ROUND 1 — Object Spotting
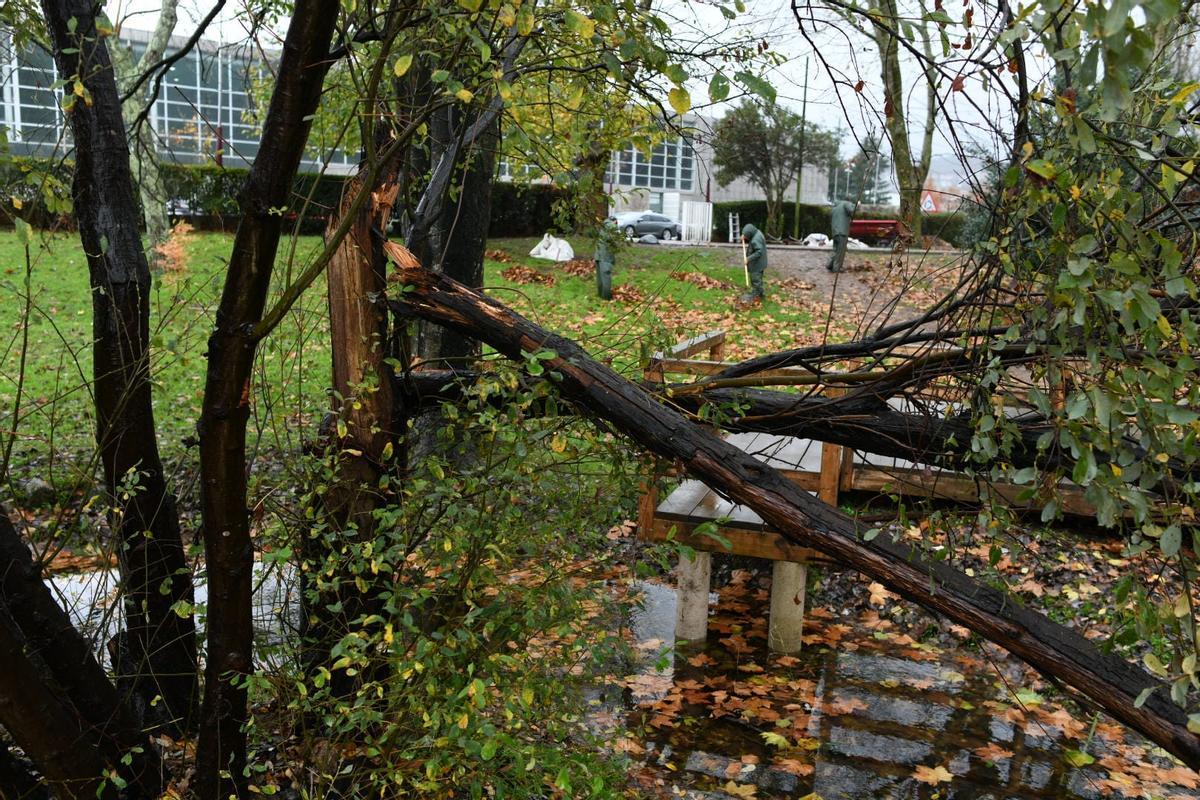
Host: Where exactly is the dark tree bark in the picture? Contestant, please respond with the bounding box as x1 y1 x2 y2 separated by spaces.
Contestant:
413 106 501 367
39 0 197 733
0 610 112 800
0 737 49 800
384 252 1200 771
0 513 163 795
194 1 340 795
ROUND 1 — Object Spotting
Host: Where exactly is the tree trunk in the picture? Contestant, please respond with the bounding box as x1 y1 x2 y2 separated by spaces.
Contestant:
40 0 196 733
384 254 1200 771
0 610 114 800
194 1 339 795
415 106 501 367
874 0 929 240
0 738 49 800
109 0 179 271
0 512 163 796
303 146 408 676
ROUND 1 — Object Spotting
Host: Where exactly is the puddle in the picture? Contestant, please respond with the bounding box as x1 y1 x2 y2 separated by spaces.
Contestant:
49 563 299 667
618 572 1200 800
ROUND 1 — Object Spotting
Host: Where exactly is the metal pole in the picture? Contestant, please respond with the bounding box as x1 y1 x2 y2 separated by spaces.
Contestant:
793 57 809 241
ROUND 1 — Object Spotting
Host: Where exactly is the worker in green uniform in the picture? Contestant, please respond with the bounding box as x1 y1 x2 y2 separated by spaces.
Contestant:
594 221 617 300
827 199 856 273
740 223 768 303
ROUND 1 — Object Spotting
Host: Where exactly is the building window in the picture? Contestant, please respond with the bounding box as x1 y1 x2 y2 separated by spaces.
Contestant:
608 136 696 193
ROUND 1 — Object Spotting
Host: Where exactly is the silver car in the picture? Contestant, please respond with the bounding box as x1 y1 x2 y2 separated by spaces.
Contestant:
611 212 682 240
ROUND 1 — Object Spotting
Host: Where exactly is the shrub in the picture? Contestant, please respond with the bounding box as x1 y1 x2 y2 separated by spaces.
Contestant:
269 369 641 797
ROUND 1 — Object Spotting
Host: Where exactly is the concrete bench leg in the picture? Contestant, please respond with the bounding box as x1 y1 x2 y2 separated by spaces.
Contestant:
675 551 712 642
768 560 807 653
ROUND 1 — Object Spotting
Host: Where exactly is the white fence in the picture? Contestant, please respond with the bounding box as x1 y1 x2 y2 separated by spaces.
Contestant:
680 201 713 243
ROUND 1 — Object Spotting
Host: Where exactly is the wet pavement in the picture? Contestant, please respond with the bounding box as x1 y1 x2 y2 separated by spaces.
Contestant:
616 571 1200 799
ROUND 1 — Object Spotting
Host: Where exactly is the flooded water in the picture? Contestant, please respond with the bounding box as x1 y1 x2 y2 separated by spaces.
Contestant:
49 563 299 665
619 573 1200 800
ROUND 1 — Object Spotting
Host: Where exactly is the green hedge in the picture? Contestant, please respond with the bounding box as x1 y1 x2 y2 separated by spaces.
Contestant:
488 182 576 237
711 200 978 248
0 158 574 237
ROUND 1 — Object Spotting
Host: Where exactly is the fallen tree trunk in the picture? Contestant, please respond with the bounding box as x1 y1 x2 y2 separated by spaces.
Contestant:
384 247 1200 771
391 373 1102 484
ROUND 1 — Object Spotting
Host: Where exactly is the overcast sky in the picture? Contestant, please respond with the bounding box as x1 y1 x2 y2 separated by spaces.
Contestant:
106 0 1020 187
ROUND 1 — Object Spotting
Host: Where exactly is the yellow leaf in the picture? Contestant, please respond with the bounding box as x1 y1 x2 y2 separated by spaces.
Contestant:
393 54 414 78
722 782 756 798
517 6 535 35
497 3 516 27
1157 314 1172 338
457 713 469 729
1171 82 1200 105
565 9 595 39
912 764 954 785
455 88 475 104
668 86 691 117
760 731 789 748
11 197 21 210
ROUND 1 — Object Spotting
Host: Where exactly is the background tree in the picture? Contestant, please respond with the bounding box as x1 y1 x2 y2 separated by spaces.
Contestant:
820 0 938 237
108 0 179 272
836 130 891 204
712 100 805 237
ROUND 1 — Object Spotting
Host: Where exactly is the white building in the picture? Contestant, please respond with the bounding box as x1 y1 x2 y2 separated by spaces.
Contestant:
605 114 829 220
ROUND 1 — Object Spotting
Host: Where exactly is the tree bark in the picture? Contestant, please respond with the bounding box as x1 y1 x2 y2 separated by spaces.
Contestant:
0 610 113 800
194 1 339 795
0 512 163 797
0 737 49 800
303 146 409 675
414 106 501 367
384 253 1200 771
39 0 196 733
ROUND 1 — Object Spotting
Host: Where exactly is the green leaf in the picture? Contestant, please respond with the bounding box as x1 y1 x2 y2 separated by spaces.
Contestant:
1188 714 1200 734
668 87 691 117
457 0 482 12
1026 159 1057 179
517 6 535 35
734 70 775 103
709 71 730 102
393 54 413 78
761 731 790 748
1134 686 1155 708
1063 749 1095 767
1160 525 1181 558
480 739 498 760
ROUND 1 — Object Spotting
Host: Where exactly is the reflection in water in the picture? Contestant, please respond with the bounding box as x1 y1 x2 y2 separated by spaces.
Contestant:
619 575 1199 800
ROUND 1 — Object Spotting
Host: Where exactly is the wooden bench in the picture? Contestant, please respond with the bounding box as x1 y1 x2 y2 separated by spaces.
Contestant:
636 330 1096 653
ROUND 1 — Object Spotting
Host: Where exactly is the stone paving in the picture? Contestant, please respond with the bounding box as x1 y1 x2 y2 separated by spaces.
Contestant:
622 574 1200 799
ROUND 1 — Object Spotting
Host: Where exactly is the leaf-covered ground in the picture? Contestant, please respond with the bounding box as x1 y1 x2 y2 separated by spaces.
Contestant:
602 512 1200 799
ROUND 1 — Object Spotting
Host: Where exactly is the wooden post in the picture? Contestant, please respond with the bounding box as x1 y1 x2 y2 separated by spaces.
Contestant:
675 551 712 642
818 386 845 506
768 560 807 653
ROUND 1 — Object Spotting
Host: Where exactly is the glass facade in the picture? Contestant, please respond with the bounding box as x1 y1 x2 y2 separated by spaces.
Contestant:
0 32 353 171
606 137 695 193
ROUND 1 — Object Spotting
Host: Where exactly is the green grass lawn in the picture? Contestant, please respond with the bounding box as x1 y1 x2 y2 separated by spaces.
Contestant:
0 231 816 485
